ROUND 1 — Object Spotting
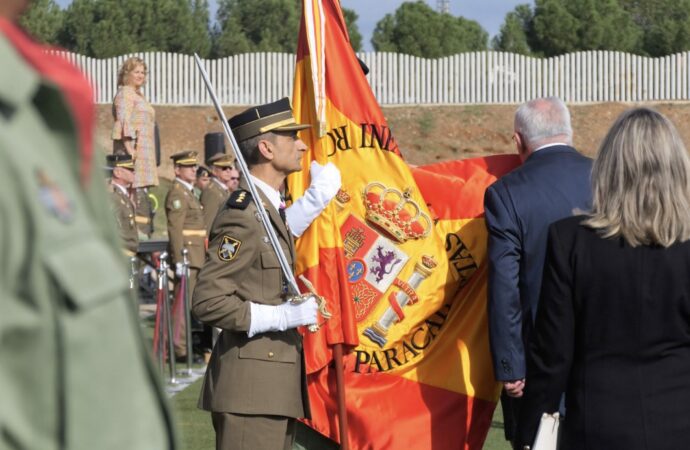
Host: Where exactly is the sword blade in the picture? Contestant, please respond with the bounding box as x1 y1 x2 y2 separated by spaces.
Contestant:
193 54 300 296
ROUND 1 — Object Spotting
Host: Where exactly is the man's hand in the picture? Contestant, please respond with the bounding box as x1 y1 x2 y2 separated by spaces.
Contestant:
504 379 525 398
284 161 342 237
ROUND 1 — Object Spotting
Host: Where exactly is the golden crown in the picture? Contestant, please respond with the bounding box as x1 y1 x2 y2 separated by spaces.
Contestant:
362 182 432 243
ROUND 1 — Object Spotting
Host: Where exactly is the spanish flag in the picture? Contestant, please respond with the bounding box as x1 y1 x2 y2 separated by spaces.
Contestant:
288 1 521 448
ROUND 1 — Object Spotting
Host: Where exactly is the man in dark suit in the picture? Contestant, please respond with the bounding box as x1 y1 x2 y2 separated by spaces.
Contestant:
192 98 319 450
484 96 592 447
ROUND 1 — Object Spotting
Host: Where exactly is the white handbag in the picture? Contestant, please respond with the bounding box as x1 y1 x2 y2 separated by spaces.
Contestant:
532 412 561 450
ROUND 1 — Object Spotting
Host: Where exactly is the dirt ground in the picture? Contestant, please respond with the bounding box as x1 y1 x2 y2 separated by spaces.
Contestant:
95 102 690 179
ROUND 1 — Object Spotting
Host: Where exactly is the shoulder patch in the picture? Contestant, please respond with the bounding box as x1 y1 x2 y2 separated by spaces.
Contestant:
227 189 252 210
218 235 241 261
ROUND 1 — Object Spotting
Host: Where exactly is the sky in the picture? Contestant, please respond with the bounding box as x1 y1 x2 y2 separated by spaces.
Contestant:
54 0 533 51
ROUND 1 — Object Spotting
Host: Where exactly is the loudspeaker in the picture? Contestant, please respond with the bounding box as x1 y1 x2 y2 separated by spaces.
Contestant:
204 132 225 165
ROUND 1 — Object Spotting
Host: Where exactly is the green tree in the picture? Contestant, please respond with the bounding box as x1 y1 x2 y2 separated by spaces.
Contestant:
371 1 488 57
620 0 690 56
213 0 362 56
189 0 212 57
492 4 533 55
343 8 362 52
20 0 63 44
59 0 211 57
530 0 639 56
214 0 301 56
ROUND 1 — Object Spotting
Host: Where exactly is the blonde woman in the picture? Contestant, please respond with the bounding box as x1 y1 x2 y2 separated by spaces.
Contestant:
518 108 690 450
112 57 158 235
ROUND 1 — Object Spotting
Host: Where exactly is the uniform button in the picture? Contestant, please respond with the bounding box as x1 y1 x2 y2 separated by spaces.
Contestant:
263 237 269 243
268 352 274 358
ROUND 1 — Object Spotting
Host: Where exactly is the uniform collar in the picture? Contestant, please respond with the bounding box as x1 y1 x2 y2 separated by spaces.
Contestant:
0 24 41 110
250 174 282 211
112 182 129 196
175 177 194 192
212 177 228 191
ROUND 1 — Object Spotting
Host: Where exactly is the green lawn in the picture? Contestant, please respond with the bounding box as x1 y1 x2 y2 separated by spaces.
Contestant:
170 379 511 450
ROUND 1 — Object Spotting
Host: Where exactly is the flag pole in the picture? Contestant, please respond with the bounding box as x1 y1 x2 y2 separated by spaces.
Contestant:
333 343 349 450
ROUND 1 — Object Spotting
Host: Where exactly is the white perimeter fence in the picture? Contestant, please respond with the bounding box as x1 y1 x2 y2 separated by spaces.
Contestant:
55 50 690 105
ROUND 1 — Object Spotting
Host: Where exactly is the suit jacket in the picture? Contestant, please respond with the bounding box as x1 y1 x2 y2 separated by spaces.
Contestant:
518 216 690 450
484 145 592 381
109 184 139 256
165 179 206 268
192 180 310 419
0 28 175 450
200 178 230 233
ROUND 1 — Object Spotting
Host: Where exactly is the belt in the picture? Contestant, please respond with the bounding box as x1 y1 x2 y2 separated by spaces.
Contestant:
135 216 151 224
182 229 206 237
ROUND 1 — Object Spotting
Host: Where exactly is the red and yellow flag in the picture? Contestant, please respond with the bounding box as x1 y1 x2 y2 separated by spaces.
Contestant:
288 1 521 448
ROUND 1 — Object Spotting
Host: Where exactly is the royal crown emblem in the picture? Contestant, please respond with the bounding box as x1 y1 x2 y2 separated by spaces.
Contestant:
362 182 432 243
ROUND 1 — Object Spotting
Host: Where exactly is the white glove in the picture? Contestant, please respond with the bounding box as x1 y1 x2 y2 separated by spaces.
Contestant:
285 161 342 238
175 262 185 277
247 295 319 338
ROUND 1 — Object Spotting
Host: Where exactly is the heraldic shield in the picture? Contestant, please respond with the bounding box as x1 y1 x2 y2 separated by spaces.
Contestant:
339 182 436 348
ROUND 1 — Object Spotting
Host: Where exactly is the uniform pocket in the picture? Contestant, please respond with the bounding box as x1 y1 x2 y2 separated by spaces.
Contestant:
238 335 297 363
44 237 129 310
260 250 283 301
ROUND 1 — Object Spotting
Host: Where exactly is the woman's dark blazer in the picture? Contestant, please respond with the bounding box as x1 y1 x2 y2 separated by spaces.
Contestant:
517 215 690 450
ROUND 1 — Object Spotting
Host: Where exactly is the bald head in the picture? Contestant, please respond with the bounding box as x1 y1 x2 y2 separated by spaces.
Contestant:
514 97 573 153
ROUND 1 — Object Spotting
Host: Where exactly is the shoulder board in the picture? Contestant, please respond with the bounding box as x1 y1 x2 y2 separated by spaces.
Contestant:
226 189 252 210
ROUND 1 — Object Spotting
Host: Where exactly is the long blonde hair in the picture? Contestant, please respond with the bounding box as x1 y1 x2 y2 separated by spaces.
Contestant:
117 57 147 87
583 107 690 247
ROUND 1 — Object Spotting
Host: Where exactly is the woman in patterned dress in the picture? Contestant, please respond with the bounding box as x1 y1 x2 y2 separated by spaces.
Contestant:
112 57 158 236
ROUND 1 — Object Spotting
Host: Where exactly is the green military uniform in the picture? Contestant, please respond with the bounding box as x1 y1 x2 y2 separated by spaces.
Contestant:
192 98 312 450
165 150 206 357
201 178 230 232
107 154 138 256
201 153 234 232
110 184 139 255
192 184 309 434
0 25 175 450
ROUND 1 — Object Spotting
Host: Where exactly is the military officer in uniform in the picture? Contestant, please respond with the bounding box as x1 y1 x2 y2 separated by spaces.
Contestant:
192 98 319 450
201 153 234 232
166 150 207 360
195 165 211 198
0 2 176 448
107 154 138 257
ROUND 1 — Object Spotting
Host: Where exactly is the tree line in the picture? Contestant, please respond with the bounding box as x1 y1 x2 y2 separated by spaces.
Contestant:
21 0 690 58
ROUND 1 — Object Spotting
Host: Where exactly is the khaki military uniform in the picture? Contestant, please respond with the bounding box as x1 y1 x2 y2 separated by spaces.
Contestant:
200 178 230 232
192 183 310 448
0 27 175 450
109 184 139 256
165 178 206 356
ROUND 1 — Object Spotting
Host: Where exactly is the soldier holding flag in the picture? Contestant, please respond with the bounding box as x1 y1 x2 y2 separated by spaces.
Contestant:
193 98 326 450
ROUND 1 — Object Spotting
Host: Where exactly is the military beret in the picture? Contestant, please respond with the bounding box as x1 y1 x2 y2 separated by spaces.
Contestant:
196 165 211 178
228 97 310 142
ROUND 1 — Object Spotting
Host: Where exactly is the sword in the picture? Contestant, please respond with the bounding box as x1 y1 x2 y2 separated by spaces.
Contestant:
193 54 300 296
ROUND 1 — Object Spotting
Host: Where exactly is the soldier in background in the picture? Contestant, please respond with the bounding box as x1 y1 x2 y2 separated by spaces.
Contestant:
0 2 176 448
194 165 211 198
201 153 234 232
166 150 206 361
226 167 241 192
106 154 138 257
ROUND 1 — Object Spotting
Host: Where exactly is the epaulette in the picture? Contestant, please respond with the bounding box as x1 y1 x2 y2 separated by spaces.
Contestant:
226 189 252 209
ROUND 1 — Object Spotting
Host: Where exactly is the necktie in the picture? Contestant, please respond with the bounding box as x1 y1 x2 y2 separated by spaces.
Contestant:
278 199 287 224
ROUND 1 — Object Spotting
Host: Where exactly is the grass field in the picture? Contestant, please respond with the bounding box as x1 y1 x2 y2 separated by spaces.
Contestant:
170 378 511 450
